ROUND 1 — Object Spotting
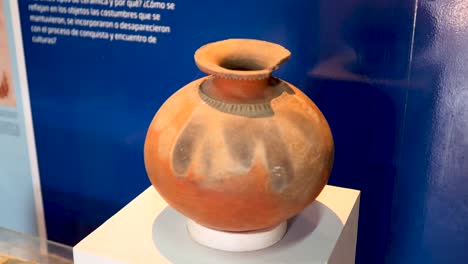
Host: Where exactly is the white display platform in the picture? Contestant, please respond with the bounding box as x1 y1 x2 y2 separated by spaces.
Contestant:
187 219 288 252
74 185 360 264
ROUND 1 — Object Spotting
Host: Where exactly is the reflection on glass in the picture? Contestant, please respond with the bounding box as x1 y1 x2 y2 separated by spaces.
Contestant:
0 227 72 264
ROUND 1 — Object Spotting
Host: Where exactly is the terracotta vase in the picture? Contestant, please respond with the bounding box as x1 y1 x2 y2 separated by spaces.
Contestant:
144 39 334 232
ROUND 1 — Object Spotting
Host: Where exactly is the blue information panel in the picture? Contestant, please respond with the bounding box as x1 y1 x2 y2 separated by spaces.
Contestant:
0 0 44 237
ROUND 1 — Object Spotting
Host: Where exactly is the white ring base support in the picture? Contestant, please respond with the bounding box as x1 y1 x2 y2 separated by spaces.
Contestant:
186 219 287 252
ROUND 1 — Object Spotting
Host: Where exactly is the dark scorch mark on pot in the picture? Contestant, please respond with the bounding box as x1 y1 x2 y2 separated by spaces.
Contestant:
223 122 254 169
282 110 319 140
201 142 213 178
172 119 204 177
282 110 326 196
262 124 294 192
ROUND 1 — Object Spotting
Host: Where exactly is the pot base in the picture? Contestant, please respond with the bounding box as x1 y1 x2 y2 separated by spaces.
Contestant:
187 219 287 252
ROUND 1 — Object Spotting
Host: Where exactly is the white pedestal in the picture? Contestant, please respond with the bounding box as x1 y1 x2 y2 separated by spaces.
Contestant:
187 219 287 252
73 185 360 264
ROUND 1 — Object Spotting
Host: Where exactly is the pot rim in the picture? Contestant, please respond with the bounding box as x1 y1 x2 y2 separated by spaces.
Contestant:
194 39 291 80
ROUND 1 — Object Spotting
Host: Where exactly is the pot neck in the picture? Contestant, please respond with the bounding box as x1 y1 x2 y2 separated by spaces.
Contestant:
201 76 280 104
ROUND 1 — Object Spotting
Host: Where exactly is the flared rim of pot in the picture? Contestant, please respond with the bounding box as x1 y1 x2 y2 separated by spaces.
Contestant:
194 39 291 80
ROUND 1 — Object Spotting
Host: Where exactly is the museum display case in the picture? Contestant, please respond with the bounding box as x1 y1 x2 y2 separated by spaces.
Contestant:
0 227 72 264
1 0 468 263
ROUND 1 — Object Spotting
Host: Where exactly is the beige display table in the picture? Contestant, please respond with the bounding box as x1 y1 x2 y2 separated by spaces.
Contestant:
74 185 360 264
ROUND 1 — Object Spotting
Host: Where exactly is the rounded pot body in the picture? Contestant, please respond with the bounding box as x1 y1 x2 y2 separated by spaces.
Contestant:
144 39 334 231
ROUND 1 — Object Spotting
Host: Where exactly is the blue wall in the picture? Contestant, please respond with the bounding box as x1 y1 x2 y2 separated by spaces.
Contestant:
17 0 468 263
306 1 415 262
388 1 468 263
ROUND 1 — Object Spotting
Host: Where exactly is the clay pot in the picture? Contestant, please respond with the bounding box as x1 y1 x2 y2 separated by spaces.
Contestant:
144 39 334 232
